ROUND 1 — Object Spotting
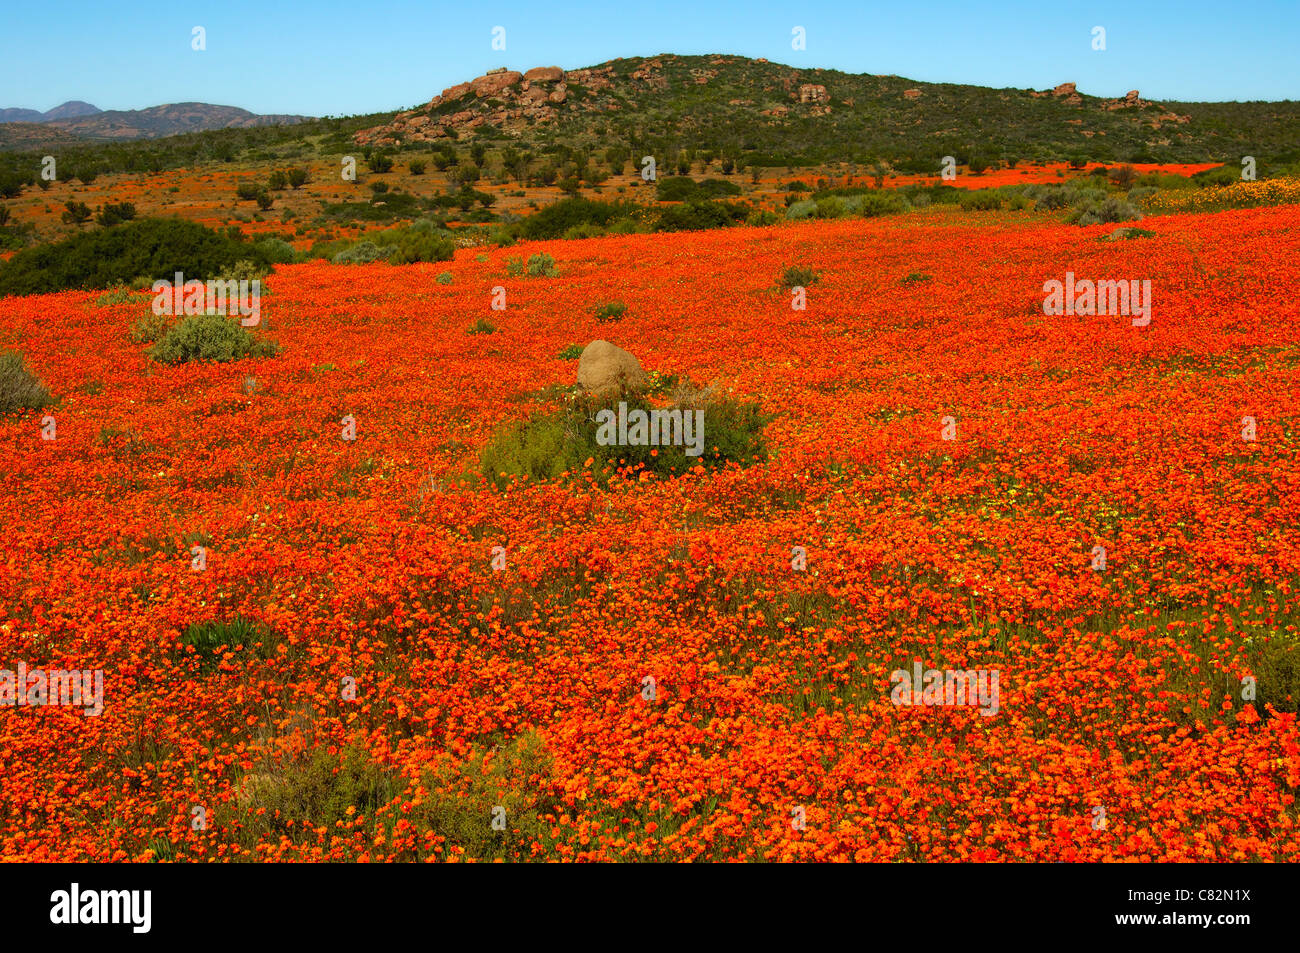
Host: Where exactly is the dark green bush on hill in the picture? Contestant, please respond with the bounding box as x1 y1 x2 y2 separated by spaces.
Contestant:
519 197 638 240
654 200 750 232
0 219 269 297
656 177 743 202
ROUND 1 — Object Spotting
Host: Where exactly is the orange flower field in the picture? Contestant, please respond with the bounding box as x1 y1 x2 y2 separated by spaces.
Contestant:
2 203 1298 862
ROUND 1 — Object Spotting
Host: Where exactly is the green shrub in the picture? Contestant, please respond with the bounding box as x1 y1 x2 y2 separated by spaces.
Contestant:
561 223 607 240
215 258 270 282
408 159 427 175
235 183 263 202
94 202 136 227
147 313 280 364
593 301 626 323
436 271 454 284
779 265 818 289
519 197 635 240
61 201 92 226
230 745 403 843
654 200 750 232
656 177 742 202
94 285 134 306
505 257 524 277
227 731 555 859
853 192 911 217
477 378 773 489
900 272 931 286
374 225 455 264
959 190 1002 211
1254 632 1300 715
253 237 296 264
526 253 557 277
268 170 287 191
467 318 497 335
0 219 269 296
130 312 170 344
0 350 53 413
1105 226 1156 241
785 199 817 220
815 196 847 219
180 616 278 663
558 344 583 360
333 241 388 265
1070 197 1143 226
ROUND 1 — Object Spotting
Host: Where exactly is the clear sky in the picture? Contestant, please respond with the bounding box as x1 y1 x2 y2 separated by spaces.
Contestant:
1 0 1296 117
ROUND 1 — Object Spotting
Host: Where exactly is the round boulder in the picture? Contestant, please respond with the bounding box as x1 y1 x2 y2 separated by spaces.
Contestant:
576 340 646 397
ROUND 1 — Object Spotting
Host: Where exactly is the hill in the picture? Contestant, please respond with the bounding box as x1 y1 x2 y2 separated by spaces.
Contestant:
358 54 1300 167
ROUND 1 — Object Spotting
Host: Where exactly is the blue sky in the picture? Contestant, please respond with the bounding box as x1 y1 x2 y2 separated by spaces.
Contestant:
1 0 1296 116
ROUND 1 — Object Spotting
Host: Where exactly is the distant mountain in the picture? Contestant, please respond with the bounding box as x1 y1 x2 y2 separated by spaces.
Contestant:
0 101 312 147
0 101 102 123
41 101 102 121
0 108 44 123
46 102 312 140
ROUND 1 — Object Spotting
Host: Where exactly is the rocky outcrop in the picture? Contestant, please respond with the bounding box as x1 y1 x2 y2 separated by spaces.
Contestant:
577 341 646 398
1054 82 1083 106
524 66 563 83
902 88 922 100
472 70 523 97
798 84 829 104
357 65 579 145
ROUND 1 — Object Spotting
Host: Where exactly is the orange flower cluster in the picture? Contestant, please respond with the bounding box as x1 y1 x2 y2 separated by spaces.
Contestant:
1 202 1297 862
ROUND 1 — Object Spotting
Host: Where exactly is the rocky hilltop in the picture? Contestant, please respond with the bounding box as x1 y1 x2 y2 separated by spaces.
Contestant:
356 55 1208 155
357 56 849 146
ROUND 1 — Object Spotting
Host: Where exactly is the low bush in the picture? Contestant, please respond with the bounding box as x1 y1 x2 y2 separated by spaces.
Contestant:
94 285 134 306
654 200 750 232
779 265 818 289
253 237 296 264
147 314 280 364
95 202 137 227
519 197 636 240
656 177 743 202
332 241 387 265
477 377 774 489
0 350 54 413
1070 197 1143 226
593 301 626 323
526 253 557 277
959 190 1002 211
